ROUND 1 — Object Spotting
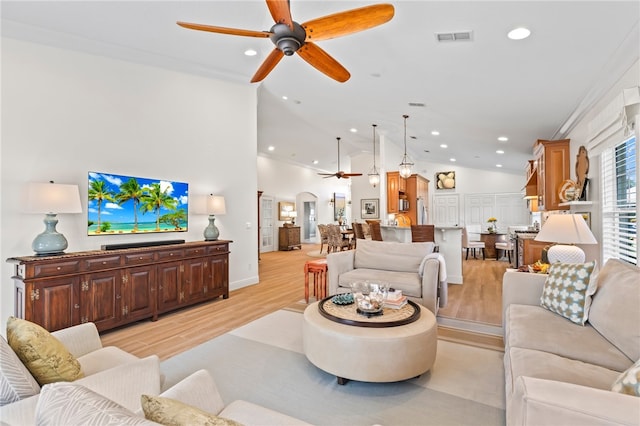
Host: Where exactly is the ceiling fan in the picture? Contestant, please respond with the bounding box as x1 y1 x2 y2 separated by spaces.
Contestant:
318 137 363 179
177 1 394 83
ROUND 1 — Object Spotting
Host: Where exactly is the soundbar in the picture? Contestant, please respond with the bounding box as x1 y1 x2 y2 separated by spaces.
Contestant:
101 239 186 251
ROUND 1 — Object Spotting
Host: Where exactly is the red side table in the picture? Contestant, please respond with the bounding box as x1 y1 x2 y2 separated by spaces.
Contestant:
304 258 328 303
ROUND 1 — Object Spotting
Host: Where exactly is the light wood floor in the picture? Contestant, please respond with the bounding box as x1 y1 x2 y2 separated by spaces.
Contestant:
101 244 507 360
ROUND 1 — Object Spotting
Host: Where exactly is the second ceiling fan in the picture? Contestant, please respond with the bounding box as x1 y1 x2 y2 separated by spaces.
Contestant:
177 1 394 83
318 137 363 179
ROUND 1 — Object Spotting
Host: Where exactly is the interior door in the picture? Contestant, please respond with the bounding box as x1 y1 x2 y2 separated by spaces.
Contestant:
260 195 275 253
433 194 460 226
303 201 316 242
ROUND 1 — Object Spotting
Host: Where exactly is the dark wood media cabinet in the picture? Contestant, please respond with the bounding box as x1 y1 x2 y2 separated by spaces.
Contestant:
7 240 231 333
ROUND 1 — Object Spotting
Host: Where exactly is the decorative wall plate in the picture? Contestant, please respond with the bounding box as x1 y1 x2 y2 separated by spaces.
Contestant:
559 179 578 202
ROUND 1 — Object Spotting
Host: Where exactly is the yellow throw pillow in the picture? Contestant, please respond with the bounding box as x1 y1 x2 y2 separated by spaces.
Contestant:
6 317 83 386
141 394 243 426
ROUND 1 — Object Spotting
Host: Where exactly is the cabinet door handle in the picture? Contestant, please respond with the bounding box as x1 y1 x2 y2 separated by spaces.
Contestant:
74 304 80 309
116 294 121 299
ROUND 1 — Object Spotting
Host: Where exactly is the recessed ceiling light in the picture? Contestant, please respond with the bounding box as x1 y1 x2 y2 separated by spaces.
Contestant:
244 49 257 56
268 146 275 151
312 160 318 165
450 158 456 162
431 130 440 136
498 136 509 142
496 164 503 168
496 150 505 154
440 144 448 148
350 128 357 133
281 96 288 100
508 27 531 40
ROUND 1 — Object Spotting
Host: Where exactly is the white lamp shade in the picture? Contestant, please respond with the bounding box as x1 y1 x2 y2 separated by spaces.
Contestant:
24 182 82 214
534 214 597 244
289 211 297 218
206 195 226 215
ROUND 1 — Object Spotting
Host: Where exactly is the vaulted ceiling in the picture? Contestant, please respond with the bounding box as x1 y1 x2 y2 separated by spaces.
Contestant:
2 1 638 174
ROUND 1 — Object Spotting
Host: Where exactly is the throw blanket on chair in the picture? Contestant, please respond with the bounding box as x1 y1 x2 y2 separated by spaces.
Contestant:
424 253 448 307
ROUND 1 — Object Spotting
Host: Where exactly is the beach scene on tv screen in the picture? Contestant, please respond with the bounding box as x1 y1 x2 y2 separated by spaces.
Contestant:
88 172 188 235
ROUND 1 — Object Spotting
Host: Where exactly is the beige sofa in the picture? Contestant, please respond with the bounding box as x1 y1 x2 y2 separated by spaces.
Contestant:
1 321 311 425
502 259 640 425
327 239 446 314
33 369 312 425
0 322 158 425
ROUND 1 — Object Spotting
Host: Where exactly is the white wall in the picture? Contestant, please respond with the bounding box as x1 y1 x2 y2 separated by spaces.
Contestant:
1 38 259 328
564 59 640 264
257 155 351 244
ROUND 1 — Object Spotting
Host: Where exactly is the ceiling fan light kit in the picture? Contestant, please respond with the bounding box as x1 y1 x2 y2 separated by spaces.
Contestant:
368 124 380 187
399 114 414 179
177 1 394 83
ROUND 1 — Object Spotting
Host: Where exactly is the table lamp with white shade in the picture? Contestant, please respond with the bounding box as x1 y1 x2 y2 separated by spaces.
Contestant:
534 214 597 263
25 181 82 256
200 194 226 241
289 210 297 225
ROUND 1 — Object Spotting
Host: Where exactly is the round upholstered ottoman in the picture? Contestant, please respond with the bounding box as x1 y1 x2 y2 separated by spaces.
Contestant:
302 301 437 384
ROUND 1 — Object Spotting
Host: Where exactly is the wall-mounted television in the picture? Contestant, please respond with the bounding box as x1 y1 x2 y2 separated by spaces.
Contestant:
88 172 188 236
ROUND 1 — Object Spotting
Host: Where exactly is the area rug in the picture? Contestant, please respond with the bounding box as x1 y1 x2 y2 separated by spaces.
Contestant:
305 249 326 258
161 310 505 426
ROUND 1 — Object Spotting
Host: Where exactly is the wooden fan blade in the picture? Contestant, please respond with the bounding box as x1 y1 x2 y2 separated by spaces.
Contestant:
251 48 285 83
177 21 271 38
302 4 394 42
266 0 293 30
343 173 363 177
297 42 350 83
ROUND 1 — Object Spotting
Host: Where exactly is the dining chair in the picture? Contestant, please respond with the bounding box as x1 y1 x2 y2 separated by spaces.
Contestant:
368 222 383 241
462 226 485 260
411 225 435 242
317 224 329 254
327 224 351 252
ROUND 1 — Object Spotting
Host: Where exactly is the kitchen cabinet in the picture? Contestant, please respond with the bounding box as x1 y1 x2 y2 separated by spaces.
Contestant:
8 240 231 332
531 139 570 211
387 172 429 223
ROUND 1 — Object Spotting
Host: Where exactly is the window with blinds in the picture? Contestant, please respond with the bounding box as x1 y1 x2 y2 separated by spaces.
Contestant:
601 135 637 265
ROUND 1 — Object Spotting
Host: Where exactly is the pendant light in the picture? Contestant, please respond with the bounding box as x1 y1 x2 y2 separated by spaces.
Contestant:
367 124 380 187
399 114 414 178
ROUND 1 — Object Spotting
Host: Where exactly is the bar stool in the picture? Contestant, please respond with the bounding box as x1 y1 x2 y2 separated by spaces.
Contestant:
304 258 328 303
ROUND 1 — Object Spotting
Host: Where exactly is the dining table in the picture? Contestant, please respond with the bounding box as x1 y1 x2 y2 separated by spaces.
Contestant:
479 232 507 259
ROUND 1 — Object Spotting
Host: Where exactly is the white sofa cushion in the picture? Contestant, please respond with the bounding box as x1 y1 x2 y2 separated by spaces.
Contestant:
35 382 158 425
77 345 140 376
506 347 620 397
505 304 632 372
588 259 640 362
353 239 433 272
0 335 40 405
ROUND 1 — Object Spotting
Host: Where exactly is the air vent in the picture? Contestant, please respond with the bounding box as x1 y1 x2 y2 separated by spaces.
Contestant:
408 102 426 107
436 31 473 42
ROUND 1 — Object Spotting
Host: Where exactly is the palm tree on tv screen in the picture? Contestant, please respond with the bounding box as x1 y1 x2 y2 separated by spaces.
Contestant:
140 182 178 231
88 180 115 233
116 178 143 232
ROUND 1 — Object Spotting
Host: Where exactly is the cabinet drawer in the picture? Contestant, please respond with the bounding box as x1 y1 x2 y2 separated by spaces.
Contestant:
157 249 184 260
85 256 121 271
124 252 155 265
33 261 81 278
185 247 206 257
208 244 228 254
